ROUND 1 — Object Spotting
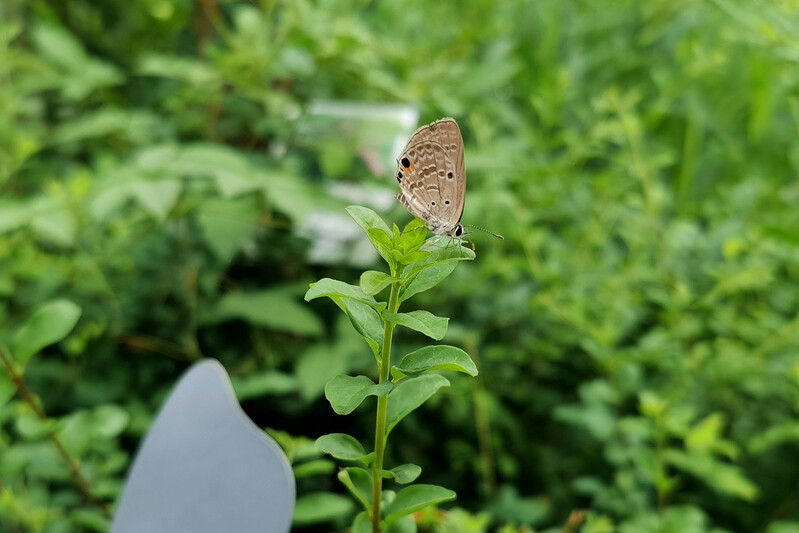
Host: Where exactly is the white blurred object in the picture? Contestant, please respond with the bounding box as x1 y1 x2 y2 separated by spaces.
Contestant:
298 101 419 266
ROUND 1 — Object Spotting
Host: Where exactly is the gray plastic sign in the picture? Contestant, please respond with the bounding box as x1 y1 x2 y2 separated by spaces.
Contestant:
111 360 295 533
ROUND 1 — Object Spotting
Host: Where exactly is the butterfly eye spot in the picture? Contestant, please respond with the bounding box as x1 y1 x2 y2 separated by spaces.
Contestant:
431 201 436 206
445 200 450 205
401 157 411 169
397 171 403 182
447 171 454 180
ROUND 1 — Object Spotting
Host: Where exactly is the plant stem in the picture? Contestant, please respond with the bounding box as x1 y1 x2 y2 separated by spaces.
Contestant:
0 341 112 518
372 281 401 533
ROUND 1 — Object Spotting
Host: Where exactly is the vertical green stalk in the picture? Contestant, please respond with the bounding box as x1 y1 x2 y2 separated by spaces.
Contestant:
372 278 401 533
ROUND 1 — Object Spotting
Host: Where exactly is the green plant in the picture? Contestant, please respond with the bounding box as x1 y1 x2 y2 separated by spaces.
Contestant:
306 206 478 533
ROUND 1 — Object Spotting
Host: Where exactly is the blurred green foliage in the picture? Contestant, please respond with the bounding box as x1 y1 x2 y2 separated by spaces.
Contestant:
2 0 799 532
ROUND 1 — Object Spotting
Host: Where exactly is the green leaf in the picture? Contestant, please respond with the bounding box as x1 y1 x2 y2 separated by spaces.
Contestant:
293 459 335 478
382 311 448 340
92 405 129 439
31 23 86 70
261 169 337 223
231 371 299 401
132 179 182 222
749 422 799 454
14 300 82 364
0 371 15 409
338 467 372 510
306 281 386 356
397 219 429 252
368 228 396 267
70 508 111 532
405 242 475 275
295 344 350 402
52 108 136 144
201 290 323 336
325 375 393 415
360 270 394 296
352 512 371 533
346 205 392 236
399 262 458 302
389 463 422 484
392 345 477 380
686 412 737 458
664 450 758 501
387 515 417 533
29 204 77 247
315 433 371 462
384 484 456 523
293 492 354 525
0 201 30 233
398 250 431 265
305 278 384 309
386 374 450 435
346 205 394 265
195 196 260 264
338 298 385 358
137 54 218 84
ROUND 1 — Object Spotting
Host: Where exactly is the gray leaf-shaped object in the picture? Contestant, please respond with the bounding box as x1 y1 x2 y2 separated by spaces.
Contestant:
111 360 295 533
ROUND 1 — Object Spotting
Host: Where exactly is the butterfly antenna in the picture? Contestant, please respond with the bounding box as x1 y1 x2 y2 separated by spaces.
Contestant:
464 224 504 240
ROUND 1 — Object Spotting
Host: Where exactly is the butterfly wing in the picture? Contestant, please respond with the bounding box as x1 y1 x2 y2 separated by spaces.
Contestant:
395 118 466 236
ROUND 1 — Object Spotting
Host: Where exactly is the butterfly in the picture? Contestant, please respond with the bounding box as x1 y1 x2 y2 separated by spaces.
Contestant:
395 118 466 239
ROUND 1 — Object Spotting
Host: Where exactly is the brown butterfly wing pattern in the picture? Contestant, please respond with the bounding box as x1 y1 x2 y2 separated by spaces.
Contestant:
395 118 466 237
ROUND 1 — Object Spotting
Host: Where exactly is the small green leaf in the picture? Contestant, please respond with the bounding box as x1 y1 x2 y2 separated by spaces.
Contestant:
346 205 392 235
315 433 370 462
387 515 417 533
664 450 758 501
295 344 349 402
339 299 384 359
131 179 181 222
202 290 323 336
366 228 396 267
293 492 354 525
92 405 129 439
405 242 475 276
397 219 428 252
360 270 394 296
749 422 799 454
305 279 385 355
232 371 299 401
325 375 393 415
398 250 431 265
0 371 15 409
382 311 448 340
390 464 422 484
14 300 82 364
293 459 335 478
392 345 477 380
305 278 384 309
384 484 456 523
338 467 372 511
196 196 260 264
70 508 111 532
386 374 450 435
347 206 395 266
399 262 458 302
30 206 77 247
352 512 371 533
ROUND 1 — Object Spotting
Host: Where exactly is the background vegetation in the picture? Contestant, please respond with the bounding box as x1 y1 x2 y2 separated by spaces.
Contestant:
3 0 799 532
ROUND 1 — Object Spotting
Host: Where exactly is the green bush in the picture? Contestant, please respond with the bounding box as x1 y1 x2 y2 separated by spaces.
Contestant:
2 0 799 532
